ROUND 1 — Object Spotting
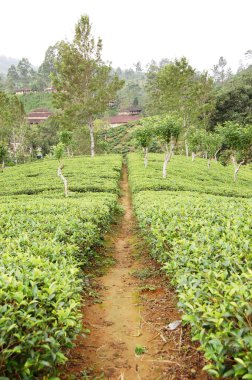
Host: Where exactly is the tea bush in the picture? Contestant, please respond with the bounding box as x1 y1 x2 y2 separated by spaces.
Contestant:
0 155 122 378
129 153 252 378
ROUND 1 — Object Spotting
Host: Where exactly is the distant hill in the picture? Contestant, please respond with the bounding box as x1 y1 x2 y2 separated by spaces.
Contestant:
0 55 20 75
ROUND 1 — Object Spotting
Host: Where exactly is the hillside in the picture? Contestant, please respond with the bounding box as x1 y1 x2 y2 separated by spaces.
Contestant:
19 92 54 113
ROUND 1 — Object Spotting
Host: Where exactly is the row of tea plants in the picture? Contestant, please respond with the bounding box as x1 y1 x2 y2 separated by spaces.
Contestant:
0 155 122 379
128 153 252 198
129 153 252 378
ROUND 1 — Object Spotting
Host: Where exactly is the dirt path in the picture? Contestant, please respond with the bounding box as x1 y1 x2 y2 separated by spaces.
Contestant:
63 165 209 380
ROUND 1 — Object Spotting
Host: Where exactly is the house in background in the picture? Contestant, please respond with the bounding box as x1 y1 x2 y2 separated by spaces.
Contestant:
15 88 34 95
106 107 142 128
27 108 54 125
118 107 142 116
106 114 140 128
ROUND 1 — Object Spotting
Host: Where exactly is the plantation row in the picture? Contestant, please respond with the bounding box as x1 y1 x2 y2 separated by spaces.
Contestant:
0 155 121 196
129 153 252 378
128 153 252 198
0 156 122 379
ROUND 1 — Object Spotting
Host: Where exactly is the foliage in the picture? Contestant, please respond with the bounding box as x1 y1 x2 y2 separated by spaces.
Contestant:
216 122 252 163
97 123 138 155
153 114 181 145
133 190 252 378
211 56 231 84
134 125 152 148
19 92 54 113
129 152 252 378
54 142 65 162
0 142 8 164
51 15 124 156
146 58 215 130
210 65 252 126
0 251 81 378
135 346 146 355
0 155 122 196
188 128 223 159
0 154 122 377
59 130 72 146
211 86 252 126
0 91 25 140
127 153 252 197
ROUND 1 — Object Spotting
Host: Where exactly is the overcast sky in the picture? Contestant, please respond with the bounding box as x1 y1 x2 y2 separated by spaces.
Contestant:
0 0 251 72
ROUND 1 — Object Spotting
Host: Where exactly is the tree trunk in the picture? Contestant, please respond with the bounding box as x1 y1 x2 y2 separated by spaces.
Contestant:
57 163 68 197
192 152 196 161
66 147 71 157
214 148 221 162
232 156 244 182
88 118 95 157
185 140 189 158
144 147 148 168
163 142 174 178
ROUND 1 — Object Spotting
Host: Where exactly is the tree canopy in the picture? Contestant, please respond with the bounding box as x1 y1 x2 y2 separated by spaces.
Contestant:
51 15 124 156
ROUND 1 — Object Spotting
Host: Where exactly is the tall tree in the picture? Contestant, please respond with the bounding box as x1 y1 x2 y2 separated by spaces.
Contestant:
6 65 19 92
210 65 252 126
212 56 232 84
146 58 215 155
154 114 181 178
135 119 153 168
17 58 35 88
37 44 59 90
0 91 27 163
52 15 124 156
217 122 252 181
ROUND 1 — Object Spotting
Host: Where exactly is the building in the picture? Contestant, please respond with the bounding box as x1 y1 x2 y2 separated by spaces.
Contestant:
106 114 140 128
44 87 56 93
118 107 142 116
27 108 54 125
15 88 34 95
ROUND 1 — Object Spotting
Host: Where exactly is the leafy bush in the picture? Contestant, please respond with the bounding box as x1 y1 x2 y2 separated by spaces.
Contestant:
0 155 122 378
133 192 252 378
0 252 81 378
128 153 252 198
129 152 252 378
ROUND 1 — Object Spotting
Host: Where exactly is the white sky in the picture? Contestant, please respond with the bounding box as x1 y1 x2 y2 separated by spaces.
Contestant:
0 0 251 72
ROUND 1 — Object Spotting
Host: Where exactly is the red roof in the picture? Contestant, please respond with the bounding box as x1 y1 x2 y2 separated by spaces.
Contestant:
27 108 54 124
107 115 140 124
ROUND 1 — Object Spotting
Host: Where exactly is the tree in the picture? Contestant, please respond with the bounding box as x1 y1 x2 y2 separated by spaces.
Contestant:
52 15 124 157
0 91 27 163
203 132 223 168
154 114 181 178
17 58 35 88
135 119 153 167
134 61 142 73
133 97 139 107
146 58 215 156
37 44 59 90
59 129 73 156
0 143 8 171
210 66 252 126
6 65 19 92
216 122 252 181
188 129 223 167
188 128 206 161
212 56 231 84
54 142 68 197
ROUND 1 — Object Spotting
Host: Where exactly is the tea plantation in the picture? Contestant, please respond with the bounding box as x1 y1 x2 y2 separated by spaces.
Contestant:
0 155 122 379
129 153 252 379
